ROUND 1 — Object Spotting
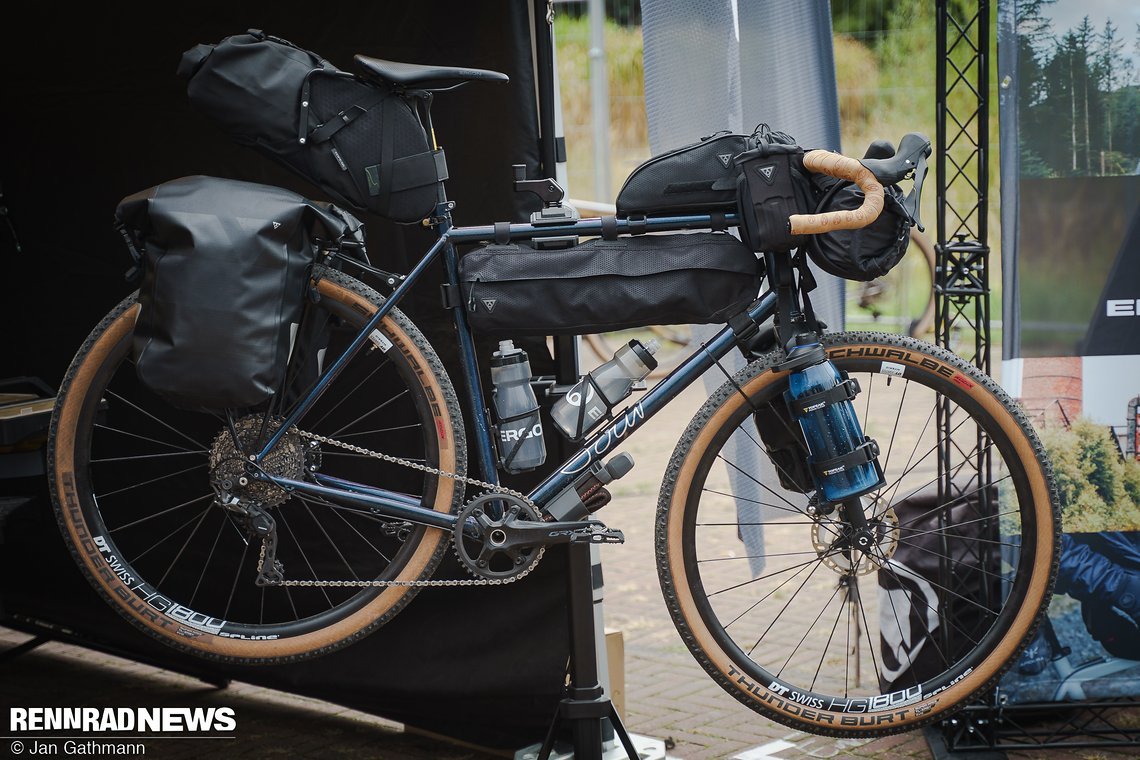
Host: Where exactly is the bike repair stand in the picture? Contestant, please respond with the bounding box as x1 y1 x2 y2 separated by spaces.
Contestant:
517 541 663 760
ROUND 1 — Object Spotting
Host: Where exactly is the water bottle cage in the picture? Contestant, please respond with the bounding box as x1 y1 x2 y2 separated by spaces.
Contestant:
791 376 860 416
493 405 542 472
563 372 619 442
810 438 881 480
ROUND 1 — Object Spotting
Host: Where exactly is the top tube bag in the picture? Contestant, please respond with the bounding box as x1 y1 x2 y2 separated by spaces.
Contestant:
116 175 363 411
178 30 447 224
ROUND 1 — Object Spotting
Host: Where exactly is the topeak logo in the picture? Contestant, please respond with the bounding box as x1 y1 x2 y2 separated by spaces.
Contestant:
757 164 777 184
271 221 281 229
481 299 497 313
717 153 732 168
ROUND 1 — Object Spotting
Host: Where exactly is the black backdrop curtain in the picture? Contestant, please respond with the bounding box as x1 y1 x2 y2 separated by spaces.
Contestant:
0 1 572 749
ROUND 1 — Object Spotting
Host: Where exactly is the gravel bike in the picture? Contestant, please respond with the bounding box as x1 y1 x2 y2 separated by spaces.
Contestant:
48 58 1058 738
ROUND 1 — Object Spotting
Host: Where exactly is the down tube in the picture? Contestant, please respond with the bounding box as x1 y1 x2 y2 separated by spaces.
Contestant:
529 291 778 507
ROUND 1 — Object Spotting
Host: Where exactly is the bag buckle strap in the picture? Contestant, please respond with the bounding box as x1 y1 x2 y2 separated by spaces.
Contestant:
810 438 880 479
310 104 369 144
790 377 860 417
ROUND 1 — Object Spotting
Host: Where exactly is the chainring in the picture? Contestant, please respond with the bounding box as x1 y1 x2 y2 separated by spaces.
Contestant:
453 493 545 581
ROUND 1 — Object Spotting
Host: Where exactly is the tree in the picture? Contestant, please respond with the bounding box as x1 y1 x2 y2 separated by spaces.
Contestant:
1095 20 1124 155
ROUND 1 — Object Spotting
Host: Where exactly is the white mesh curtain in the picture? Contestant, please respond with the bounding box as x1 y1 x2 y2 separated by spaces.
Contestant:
641 0 843 574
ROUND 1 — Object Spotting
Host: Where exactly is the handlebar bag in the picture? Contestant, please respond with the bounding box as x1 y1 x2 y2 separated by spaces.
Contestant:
615 132 753 216
805 175 912 281
734 142 815 254
116 176 362 411
178 30 446 223
458 232 760 336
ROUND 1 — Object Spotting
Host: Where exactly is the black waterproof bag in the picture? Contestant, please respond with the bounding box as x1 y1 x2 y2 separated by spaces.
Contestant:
805 176 912 281
734 141 814 254
458 232 760 336
116 176 363 410
615 132 753 216
178 30 446 223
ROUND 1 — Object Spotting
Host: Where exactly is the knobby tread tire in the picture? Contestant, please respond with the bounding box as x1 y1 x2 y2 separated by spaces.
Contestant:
48 267 466 665
655 331 1060 737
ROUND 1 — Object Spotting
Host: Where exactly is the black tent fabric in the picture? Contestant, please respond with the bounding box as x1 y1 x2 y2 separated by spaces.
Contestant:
0 1 573 749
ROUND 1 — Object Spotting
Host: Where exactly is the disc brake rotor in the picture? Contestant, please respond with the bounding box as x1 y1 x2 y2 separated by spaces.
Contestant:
812 504 900 576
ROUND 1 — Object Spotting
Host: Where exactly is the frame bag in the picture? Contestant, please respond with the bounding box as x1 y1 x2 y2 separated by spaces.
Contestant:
116 176 362 411
458 233 760 336
178 30 446 223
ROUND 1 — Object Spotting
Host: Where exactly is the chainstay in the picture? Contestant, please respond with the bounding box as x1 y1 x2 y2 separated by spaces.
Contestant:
251 429 543 588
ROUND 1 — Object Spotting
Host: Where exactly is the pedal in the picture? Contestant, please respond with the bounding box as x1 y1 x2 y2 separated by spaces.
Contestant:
539 519 626 545
570 527 625 545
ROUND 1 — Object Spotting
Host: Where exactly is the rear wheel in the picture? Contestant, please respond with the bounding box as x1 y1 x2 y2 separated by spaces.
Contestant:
49 268 466 664
657 332 1058 736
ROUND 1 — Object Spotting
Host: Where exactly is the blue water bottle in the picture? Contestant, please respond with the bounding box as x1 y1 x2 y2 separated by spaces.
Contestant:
784 344 884 503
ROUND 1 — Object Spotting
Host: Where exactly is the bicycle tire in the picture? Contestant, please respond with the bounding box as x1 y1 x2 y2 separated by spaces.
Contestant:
656 332 1058 737
49 267 466 664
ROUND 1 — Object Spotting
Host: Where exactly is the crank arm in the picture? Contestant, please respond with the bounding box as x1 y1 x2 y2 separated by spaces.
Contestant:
503 519 625 546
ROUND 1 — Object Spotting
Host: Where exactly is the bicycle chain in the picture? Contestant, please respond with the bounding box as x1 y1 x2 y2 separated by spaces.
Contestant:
251 429 544 588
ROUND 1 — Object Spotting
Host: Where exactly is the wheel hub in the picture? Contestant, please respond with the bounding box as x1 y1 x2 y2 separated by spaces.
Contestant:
812 502 899 576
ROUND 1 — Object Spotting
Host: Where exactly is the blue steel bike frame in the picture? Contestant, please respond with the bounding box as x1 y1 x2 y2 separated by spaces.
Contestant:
260 205 777 533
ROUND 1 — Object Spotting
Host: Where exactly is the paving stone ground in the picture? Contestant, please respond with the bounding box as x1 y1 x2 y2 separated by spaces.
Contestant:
3 371 1139 758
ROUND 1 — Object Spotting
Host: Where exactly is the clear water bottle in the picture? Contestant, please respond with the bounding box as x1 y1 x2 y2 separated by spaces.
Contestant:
551 339 659 440
785 346 883 503
490 340 546 473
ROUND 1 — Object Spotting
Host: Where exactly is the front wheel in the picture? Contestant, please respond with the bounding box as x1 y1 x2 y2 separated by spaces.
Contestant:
49 267 466 664
657 332 1059 736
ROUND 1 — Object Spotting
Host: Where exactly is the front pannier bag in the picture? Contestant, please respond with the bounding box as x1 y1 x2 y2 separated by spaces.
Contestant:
458 233 760 336
116 176 362 410
178 30 445 223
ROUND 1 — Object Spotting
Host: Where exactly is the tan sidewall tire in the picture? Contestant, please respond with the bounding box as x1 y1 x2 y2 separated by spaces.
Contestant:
658 334 1058 736
49 272 464 663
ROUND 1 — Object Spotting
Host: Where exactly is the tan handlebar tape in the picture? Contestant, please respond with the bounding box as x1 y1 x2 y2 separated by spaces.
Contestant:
789 150 885 235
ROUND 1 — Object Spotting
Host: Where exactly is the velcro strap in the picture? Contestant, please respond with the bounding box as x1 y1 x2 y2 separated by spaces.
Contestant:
792 377 860 416
494 221 512 244
811 438 880 479
600 215 619 240
709 211 728 232
371 150 447 195
728 310 759 345
627 215 648 236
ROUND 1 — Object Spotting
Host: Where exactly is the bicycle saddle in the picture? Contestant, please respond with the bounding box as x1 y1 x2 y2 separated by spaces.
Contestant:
354 55 509 90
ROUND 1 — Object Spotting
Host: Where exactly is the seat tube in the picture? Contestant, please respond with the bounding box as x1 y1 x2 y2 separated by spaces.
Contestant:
437 213 499 485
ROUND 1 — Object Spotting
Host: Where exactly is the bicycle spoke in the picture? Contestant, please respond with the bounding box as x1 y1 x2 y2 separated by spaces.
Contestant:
223 539 251 622
116 503 214 560
777 581 843 678
812 585 850 691
329 389 410 439
708 553 837 598
306 357 392 431
94 423 208 454
338 423 422 438
96 462 208 500
277 508 334 608
298 495 393 563
701 488 798 512
91 451 210 463
158 506 213 587
724 559 817 630
747 559 826 657
700 550 824 563
853 577 883 686
108 493 213 533
190 515 226 608
298 499 360 581
104 389 210 451
876 379 909 476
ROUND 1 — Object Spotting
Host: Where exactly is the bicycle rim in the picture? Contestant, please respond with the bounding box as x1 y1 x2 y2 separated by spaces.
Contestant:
657 332 1058 736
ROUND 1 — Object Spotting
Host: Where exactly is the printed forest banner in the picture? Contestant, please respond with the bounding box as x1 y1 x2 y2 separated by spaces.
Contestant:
999 0 1140 702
